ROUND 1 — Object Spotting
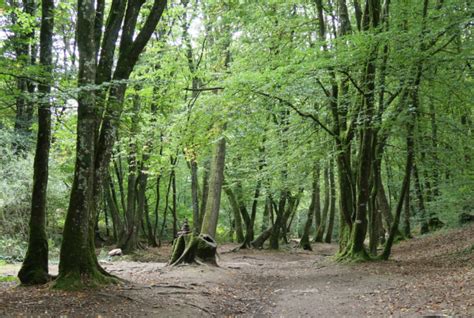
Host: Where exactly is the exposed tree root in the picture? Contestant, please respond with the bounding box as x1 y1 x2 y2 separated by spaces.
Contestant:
335 245 371 263
169 233 218 266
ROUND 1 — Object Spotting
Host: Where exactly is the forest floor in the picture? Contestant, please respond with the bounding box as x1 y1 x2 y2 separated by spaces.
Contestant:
1 224 473 317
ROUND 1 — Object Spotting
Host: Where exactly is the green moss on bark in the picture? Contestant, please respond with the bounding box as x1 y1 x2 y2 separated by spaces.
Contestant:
335 241 371 263
169 233 217 266
52 269 117 291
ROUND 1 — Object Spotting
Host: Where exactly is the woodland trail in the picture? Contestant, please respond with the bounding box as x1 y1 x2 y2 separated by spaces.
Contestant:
1 224 473 317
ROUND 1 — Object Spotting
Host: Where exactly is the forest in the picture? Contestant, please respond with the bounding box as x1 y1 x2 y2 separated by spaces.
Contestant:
0 0 473 316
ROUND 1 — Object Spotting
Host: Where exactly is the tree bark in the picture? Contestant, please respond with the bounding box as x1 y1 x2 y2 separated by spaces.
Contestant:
55 0 115 290
224 186 245 243
118 93 141 253
18 0 54 285
382 105 415 260
200 126 226 238
190 158 200 234
300 165 319 250
315 164 328 242
324 160 336 243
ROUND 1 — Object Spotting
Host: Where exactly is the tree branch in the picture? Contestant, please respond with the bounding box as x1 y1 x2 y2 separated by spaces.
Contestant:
184 87 224 92
337 69 367 97
253 90 339 140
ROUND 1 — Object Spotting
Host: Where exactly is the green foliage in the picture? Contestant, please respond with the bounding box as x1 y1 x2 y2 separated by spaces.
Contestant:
0 0 472 263
0 238 27 263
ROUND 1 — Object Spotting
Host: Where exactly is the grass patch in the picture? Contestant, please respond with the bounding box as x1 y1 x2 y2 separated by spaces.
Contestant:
0 275 18 282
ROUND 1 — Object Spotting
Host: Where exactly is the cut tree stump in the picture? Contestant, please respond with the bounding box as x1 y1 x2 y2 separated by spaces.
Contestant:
169 233 218 266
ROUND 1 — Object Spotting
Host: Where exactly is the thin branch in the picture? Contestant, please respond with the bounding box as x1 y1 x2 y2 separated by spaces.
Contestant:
316 78 330 97
184 86 224 92
253 90 339 140
337 69 367 97
195 35 208 71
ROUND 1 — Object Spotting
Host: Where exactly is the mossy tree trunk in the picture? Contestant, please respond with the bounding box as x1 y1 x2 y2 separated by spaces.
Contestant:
91 0 168 249
18 0 54 285
324 160 336 243
170 125 226 265
199 158 211 227
337 0 381 262
174 152 223 262
169 233 218 266
54 0 115 290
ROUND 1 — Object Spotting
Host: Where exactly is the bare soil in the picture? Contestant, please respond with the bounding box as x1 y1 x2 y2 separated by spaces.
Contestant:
1 224 473 317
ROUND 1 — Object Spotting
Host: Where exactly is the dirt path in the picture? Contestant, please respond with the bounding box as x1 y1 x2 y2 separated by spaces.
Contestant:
1 225 473 317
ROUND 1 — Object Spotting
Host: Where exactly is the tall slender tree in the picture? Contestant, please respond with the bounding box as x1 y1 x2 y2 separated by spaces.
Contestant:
17 0 54 285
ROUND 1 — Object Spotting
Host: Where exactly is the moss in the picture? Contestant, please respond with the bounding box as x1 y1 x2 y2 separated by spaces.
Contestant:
169 235 187 264
17 267 50 285
52 269 118 291
335 243 371 263
338 223 351 253
169 234 217 266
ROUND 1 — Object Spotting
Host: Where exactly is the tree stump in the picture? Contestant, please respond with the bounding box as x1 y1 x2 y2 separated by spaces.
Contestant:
169 233 218 266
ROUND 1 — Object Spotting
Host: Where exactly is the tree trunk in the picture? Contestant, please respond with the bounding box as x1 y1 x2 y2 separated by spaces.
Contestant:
224 186 245 243
169 233 217 266
171 162 178 238
261 197 271 233
119 94 141 253
144 197 158 246
18 0 54 285
54 0 115 290
315 164 328 242
159 171 174 243
338 0 381 262
269 191 287 249
324 160 336 243
241 144 265 247
382 106 415 260
251 226 273 249
413 162 429 234
403 180 412 238
190 158 200 234
105 174 123 242
91 0 168 250
300 166 319 250
200 127 226 238
199 158 211 227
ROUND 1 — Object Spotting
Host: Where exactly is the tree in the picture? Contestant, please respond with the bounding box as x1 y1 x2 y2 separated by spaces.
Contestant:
53 0 112 290
17 0 54 285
